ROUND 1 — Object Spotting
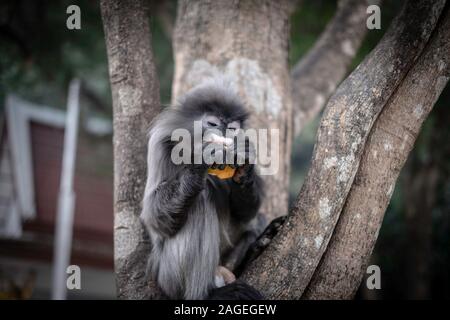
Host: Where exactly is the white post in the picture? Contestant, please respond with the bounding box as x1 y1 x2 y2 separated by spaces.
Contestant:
51 79 81 300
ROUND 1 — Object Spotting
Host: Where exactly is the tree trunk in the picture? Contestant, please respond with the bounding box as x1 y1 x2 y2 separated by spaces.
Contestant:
172 0 293 221
242 0 446 299
100 0 162 299
302 2 449 299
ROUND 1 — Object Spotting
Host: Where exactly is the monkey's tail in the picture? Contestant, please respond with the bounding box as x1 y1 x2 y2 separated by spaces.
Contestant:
207 280 264 300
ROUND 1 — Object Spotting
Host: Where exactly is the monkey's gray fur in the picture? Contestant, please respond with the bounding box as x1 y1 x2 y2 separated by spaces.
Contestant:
141 81 265 299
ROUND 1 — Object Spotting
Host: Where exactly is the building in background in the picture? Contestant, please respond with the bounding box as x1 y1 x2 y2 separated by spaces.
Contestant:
0 95 115 299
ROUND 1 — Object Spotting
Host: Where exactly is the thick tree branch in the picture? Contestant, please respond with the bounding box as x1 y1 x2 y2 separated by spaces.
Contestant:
303 5 450 299
241 0 445 299
291 0 379 136
100 0 162 299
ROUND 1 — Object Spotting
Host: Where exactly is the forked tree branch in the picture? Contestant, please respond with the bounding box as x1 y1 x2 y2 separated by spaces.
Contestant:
241 0 446 299
303 5 450 299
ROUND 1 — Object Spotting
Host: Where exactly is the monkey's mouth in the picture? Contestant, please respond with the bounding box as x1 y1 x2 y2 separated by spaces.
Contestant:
204 133 234 149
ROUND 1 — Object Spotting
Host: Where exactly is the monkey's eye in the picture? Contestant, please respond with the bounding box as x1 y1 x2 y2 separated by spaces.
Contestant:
227 121 240 131
204 115 221 127
204 115 221 128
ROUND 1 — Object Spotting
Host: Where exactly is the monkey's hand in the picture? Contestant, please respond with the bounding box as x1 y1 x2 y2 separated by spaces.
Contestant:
232 137 256 185
188 140 222 174
228 137 263 222
142 153 211 238
232 164 255 185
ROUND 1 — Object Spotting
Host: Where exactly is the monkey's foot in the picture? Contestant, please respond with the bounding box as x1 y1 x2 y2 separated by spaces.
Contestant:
254 215 286 249
207 280 265 300
235 215 287 274
214 266 236 288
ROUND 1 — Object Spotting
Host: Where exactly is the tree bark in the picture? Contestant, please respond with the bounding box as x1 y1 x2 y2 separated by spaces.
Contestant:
242 0 446 299
172 0 293 221
303 3 449 299
100 0 162 299
291 0 379 136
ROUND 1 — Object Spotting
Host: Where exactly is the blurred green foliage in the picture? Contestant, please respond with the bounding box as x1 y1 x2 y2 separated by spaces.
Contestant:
0 0 110 111
0 0 175 110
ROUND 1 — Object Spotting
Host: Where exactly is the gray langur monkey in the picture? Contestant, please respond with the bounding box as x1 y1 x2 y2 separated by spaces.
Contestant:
140 81 266 300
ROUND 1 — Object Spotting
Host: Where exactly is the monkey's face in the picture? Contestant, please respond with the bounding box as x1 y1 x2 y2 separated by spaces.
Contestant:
202 114 242 138
172 84 250 167
176 85 249 139
199 112 256 171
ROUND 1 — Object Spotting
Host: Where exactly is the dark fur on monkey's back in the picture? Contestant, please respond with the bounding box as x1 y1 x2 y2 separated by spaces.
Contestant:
207 280 265 300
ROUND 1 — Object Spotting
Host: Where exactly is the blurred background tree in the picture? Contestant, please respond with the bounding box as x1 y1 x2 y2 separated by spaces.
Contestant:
0 0 448 299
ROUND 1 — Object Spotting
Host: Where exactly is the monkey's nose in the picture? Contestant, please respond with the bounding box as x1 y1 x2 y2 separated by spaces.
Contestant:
207 133 233 148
